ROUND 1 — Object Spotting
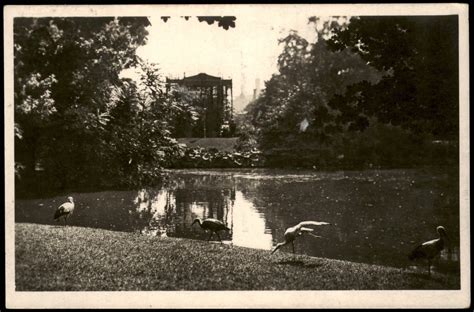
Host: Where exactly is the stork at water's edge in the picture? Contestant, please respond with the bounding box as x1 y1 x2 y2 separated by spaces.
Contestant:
53 196 75 226
271 221 331 255
191 218 230 242
409 225 450 276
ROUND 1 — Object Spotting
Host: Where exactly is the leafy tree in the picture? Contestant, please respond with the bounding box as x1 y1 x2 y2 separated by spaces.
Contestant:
14 16 240 195
163 87 200 138
326 16 459 139
197 16 236 30
14 17 150 192
160 16 237 30
246 27 380 166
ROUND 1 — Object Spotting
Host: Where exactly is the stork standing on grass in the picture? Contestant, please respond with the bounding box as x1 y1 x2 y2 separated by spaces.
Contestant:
191 218 230 242
409 225 450 276
53 196 75 226
271 221 331 255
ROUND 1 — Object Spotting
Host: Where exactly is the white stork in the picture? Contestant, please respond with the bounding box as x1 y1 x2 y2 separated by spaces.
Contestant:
53 196 75 226
271 221 331 255
409 225 450 276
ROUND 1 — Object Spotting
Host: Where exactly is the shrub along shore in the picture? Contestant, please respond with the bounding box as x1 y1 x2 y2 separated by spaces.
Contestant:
15 223 459 291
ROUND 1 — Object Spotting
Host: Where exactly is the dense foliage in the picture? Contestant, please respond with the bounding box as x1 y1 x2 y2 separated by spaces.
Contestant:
14 17 199 196
244 16 458 168
170 146 263 168
327 16 459 139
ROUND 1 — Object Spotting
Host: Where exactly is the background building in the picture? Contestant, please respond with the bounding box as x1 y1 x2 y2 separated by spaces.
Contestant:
166 73 234 137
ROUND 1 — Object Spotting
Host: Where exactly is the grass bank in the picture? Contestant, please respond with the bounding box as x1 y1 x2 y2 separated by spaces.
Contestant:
15 223 459 291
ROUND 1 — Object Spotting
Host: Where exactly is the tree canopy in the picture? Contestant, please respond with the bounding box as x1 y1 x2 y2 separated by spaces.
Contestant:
14 17 196 194
327 16 459 139
244 16 458 168
245 25 381 164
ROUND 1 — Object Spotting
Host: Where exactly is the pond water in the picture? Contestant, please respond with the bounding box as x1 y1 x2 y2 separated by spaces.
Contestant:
15 168 460 272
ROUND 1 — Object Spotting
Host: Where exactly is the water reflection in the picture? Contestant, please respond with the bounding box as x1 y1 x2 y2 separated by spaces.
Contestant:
132 189 175 236
227 191 273 249
15 169 460 274
131 181 273 250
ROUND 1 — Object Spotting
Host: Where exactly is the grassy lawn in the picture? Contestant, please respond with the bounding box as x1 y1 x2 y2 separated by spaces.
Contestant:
15 223 459 291
177 137 238 152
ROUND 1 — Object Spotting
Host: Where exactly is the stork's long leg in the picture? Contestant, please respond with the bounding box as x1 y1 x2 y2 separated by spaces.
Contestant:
271 241 288 254
292 241 295 254
428 260 431 277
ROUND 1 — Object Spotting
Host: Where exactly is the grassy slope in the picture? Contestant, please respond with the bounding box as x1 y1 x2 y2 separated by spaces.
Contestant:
15 223 459 291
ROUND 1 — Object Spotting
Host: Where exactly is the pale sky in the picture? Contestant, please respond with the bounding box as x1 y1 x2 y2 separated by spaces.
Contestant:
122 14 319 97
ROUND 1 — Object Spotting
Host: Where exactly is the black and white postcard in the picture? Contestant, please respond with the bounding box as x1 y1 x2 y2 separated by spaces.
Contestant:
4 4 470 309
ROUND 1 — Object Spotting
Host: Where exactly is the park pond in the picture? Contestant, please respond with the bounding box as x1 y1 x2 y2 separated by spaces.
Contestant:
15 168 460 274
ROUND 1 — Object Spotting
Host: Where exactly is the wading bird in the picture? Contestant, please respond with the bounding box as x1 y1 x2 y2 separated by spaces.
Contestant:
271 221 331 255
191 218 230 242
53 196 75 226
409 225 450 276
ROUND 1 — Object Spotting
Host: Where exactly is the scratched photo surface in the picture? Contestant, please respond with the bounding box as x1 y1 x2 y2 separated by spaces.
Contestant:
5 4 470 309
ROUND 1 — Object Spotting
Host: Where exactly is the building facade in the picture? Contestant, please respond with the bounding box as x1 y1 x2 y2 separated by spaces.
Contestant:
166 73 234 138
